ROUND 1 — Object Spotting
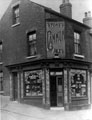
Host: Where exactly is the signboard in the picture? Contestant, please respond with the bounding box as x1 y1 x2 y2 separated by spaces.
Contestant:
46 21 65 58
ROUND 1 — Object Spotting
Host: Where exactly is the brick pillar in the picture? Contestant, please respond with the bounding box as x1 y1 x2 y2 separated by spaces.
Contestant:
42 69 45 105
17 72 21 102
10 73 13 100
91 72 92 104
64 69 69 110
45 69 50 108
88 71 91 104
69 70 71 104
21 72 24 99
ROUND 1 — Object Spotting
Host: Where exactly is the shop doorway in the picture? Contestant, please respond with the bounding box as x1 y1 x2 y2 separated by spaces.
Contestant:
13 72 18 101
50 71 63 107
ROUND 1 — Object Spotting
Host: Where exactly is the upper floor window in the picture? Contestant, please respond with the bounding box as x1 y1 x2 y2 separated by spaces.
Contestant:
74 32 80 54
0 42 2 53
27 31 37 56
13 5 20 25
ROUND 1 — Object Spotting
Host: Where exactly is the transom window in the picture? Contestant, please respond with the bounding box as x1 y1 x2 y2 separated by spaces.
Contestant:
0 71 3 91
27 31 37 56
74 32 80 54
13 5 20 25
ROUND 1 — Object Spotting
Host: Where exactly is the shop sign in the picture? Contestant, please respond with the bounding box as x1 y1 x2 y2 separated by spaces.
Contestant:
46 21 65 58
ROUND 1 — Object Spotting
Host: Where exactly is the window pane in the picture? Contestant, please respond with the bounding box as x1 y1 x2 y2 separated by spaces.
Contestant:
14 7 19 17
74 32 80 54
0 44 2 52
24 70 43 96
13 5 19 24
28 32 37 56
29 35 33 41
74 32 76 39
71 70 87 97
33 33 36 39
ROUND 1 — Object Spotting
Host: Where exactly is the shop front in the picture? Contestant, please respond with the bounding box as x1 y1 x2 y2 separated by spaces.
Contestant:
8 60 91 110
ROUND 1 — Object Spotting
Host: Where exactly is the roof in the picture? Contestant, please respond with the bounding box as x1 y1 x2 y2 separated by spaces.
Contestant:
30 0 90 29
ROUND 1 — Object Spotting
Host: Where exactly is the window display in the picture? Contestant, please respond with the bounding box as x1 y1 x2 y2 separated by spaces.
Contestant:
70 70 87 97
24 70 43 96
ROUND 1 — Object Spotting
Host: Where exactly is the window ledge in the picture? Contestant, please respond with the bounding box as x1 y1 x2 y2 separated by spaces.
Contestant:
72 97 88 101
0 91 4 94
26 55 37 59
26 55 41 59
0 62 3 65
11 23 20 27
73 54 85 59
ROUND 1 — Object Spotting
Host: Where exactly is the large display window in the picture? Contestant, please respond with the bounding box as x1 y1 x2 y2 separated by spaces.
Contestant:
70 69 87 97
24 70 43 97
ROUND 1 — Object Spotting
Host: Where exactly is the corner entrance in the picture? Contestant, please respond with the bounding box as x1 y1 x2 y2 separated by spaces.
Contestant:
50 71 63 107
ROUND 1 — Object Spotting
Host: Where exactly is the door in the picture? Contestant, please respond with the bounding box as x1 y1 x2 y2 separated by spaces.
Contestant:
57 76 63 107
50 76 57 107
13 72 18 101
50 71 63 107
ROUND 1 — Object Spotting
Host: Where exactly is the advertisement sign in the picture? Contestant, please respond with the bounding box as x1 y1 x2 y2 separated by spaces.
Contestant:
46 21 65 58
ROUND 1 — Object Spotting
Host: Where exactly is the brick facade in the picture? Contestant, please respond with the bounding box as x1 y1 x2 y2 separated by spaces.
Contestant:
0 0 92 110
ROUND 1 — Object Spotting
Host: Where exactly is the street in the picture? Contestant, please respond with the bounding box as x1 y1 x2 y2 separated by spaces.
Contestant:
0 95 92 120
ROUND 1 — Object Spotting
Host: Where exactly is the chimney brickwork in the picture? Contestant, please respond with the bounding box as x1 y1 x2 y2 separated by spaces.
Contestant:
83 11 92 34
60 0 72 18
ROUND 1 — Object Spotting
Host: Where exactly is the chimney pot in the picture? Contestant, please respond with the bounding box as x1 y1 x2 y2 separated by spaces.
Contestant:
88 11 91 17
85 12 87 17
62 0 69 4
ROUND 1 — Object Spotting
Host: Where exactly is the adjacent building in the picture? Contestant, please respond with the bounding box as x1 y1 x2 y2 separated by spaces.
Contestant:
0 0 92 110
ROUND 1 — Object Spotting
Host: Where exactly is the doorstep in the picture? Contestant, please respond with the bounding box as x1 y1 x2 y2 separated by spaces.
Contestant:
50 107 64 110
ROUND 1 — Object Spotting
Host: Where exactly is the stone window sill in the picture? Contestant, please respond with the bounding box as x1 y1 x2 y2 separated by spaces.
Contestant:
11 23 20 27
73 54 85 59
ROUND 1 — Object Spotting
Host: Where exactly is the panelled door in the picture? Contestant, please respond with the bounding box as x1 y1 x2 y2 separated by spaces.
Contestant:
57 76 63 107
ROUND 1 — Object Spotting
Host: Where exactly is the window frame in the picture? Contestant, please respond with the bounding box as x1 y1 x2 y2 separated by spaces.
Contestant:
27 31 37 57
12 4 20 25
74 31 81 54
70 69 87 98
24 70 43 97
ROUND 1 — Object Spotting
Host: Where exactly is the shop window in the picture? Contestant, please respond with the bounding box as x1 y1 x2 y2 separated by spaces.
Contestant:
27 31 37 56
74 32 81 54
0 71 3 91
70 70 87 97
24 70 43 96
13 5 20 25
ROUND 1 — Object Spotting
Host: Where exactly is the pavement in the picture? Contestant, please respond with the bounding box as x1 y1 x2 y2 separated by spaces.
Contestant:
0 95 92 120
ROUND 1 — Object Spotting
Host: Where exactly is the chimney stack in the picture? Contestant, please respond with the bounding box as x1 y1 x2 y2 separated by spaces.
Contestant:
60 0 72 18
83 11 92 34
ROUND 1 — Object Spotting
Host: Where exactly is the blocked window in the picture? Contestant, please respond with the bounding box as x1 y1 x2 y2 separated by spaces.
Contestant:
74 32 81 54
27 31 37 56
